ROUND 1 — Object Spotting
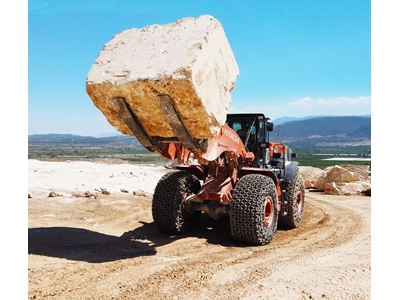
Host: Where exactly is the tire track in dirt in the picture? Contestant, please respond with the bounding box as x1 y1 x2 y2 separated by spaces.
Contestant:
28 191 370 300
239 193 371 300
110 193 370 300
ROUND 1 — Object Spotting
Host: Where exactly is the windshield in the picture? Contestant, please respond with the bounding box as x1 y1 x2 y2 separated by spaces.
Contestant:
226 116 254 141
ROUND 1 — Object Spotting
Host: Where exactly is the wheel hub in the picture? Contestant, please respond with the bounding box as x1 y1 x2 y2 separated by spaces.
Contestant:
263 196 274 228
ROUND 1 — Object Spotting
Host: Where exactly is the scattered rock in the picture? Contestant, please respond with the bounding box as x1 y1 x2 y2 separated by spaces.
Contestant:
72 191 97 198
120 189 129 193
101 188 110 195
133 190 151 197
28 193 32 199
48 191 62 197
84 191 94 197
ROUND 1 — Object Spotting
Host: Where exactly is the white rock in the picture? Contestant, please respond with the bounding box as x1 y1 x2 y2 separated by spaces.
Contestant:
86 15 239 140
298 166 326 188
315 165 360 190
323 181 371 195
313 165 371 195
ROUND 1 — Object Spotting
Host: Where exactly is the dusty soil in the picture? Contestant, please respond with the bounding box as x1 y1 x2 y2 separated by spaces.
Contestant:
28 160 371 299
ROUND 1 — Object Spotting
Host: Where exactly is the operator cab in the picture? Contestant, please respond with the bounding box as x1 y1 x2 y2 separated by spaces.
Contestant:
226 113 274 167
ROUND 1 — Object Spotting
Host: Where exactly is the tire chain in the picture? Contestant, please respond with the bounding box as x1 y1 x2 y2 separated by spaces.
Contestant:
230 174 278 245
279 170 305 229
152 171 201 234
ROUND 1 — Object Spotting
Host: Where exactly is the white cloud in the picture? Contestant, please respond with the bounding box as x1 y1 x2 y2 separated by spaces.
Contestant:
286 96 371 115
228 103 287 117
228 96 371 121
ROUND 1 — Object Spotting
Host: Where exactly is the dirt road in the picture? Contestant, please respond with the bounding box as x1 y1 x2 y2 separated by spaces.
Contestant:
28 160 370 299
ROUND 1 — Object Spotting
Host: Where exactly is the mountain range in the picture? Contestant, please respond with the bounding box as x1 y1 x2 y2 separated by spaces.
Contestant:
28 115 371 149
271 115 371 147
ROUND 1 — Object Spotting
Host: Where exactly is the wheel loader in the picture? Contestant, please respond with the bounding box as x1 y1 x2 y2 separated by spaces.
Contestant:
85 16 305 245
110 95 305 246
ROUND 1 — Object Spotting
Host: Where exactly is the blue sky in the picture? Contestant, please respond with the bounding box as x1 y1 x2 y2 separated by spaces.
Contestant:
28 0 371 136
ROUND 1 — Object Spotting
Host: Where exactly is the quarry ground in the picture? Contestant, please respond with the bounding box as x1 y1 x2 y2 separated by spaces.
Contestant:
28 160 371 300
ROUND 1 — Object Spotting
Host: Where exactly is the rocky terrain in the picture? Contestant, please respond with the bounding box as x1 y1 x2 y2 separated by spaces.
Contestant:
28 159 371 299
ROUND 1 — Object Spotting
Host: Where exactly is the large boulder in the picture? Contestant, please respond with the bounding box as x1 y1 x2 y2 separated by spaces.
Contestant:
315 165 360 189
315 165 371 195
323 181 371 196
336 164 370 180
86 15 239 140
298 166 326 188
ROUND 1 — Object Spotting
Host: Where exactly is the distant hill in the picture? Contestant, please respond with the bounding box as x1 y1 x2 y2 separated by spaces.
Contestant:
273 116 324 125
271 116 371 147
28 134 141 147
272 114 371 125
29 115 371 149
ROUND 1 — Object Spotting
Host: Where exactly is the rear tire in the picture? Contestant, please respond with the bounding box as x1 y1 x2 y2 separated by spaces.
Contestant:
279 170 305 228
230 174 278 245
152 171 201 234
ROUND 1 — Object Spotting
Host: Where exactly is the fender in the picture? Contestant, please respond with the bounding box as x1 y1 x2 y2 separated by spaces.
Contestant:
284 161 299 182
240 167 279 185
174 164 205 181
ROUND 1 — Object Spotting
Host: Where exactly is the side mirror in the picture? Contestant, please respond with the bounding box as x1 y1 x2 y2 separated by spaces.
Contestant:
266 121 274 132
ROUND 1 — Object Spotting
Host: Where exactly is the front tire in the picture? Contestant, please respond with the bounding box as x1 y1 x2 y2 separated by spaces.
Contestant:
230 174 278 245
279 169 305 229
152 171 201 234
